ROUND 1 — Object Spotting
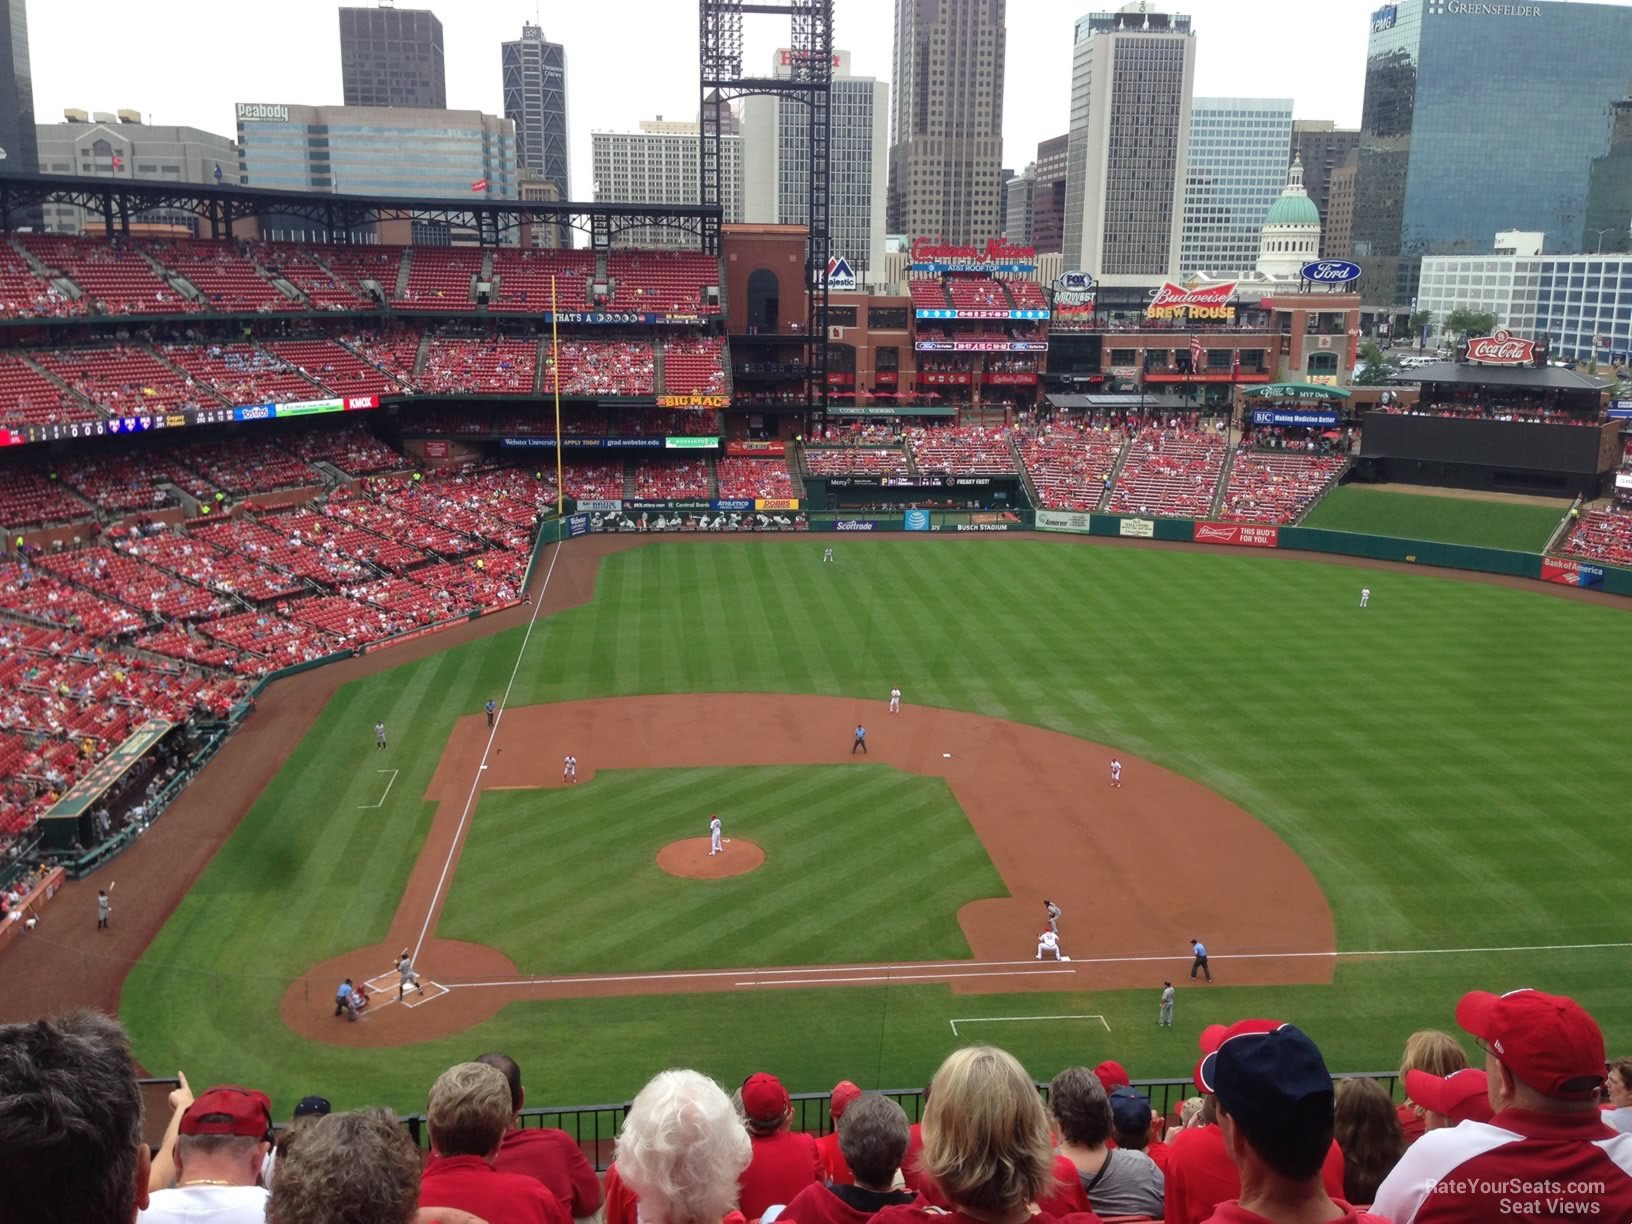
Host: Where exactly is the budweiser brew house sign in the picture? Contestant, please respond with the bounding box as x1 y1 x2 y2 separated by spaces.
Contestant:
1464 330 1536 366
1146 282 1237 323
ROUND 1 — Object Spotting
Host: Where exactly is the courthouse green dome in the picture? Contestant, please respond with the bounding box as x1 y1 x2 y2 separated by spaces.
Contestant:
1264 190 1320 227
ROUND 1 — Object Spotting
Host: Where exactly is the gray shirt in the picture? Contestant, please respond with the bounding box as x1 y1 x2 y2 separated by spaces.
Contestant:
1607 1106 1632 1133
1076 1147 1164 1219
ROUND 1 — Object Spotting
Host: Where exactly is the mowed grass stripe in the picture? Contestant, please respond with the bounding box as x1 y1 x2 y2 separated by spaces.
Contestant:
1303 486 1566 551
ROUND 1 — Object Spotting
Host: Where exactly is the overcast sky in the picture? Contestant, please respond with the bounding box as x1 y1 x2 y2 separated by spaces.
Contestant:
30 0 1380 198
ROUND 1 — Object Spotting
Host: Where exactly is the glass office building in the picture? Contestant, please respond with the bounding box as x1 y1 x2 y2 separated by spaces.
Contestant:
1 0 39 178
1179 97 1294 277
1353 0 1632 309
1420 252 1632 363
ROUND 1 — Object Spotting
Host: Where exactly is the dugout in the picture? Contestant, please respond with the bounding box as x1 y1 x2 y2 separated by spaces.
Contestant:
36 718 178 853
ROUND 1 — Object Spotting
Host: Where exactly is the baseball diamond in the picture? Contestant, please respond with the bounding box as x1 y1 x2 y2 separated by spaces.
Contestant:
4 532 1628 1117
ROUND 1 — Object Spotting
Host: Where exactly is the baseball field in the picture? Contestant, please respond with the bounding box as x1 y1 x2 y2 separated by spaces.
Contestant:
22 533 1632 1115
1301 485 1568 551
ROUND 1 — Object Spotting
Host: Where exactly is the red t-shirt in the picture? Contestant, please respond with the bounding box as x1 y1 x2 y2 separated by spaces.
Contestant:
1164 1124 1345 1224
1034 1154 1091 1218
816 1130 856 1185
1396 1103 1426 1146
780 1181 921 1224
604 1163 749 1224
1145 1139 1172 1176
738 1128 824 1220
874 1204 1103 1224
1204 1201 1389 1223
1371 1107 1632 1223
901 1124 943 1203
420 1153 570 1224
494 1126 604 1216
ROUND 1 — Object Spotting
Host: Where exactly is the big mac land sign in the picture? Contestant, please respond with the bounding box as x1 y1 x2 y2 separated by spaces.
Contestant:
1146 281 1237 323
1463 329 1537 366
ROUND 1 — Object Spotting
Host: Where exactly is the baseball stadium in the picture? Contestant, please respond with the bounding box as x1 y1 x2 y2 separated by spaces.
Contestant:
4 6 1632 1221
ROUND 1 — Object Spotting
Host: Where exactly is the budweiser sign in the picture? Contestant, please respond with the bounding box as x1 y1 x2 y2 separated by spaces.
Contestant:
1147 282 1237 322
1464 330 1535 366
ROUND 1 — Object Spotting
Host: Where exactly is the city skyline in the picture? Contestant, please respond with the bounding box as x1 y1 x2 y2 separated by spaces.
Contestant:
25 0 1381 223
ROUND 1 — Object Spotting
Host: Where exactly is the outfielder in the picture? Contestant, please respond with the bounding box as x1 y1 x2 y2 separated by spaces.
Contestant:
1036 930 1068 961
889 687 901 714
1044 899 1062 934
709 815 723 856
562 754 577 783
397 949 423 1000
823 547 834 563
375 720 387 750
1109 758 1122 788
1360 587 1371 608
1158 980 1175 1027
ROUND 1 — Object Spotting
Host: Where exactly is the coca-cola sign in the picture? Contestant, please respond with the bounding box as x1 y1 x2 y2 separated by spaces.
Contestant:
1464 329 1536 366
1146 282 1237 322
1299 260 1362 284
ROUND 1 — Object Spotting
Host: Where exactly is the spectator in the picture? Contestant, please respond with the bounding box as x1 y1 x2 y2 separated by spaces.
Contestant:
1373 988 1632 1222
1093 1061 1131 1094
265 1107 417 1224
1331 1079 1405 1206
738 1072 824 1220
899 1082 934 1200
1401 1068 1492 1131
475 1051 602 1216
420 1062 569 1224
1051 1066 1164 1218
781 1095 918 1224
1110 1085 1172 1175
1396 1030 1468 1144
1203 1021 1386 1223
140 1084 273 1223
1166 1022 1349 1224
815 1080 864 1186
872 1045 1105 1224
0 1009 152 1224
613 1069 752 1224
1604 1058 1632 1134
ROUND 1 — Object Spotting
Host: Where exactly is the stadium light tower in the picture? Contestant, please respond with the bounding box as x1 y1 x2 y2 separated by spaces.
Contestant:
700 0 834 414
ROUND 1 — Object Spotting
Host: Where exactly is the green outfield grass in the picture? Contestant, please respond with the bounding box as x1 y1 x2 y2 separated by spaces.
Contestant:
439 766 1003 972
1302 485 1567 551
120 539 1632 1114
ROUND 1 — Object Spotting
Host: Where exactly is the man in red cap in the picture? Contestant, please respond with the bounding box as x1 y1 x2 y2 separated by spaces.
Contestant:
1199 1020 1386 1223
142 1084 273 1223
817 1081 864 1185
738 1072 823 1220
1164 1021 1348 1224
1373 988 1632 1222
1402 1068 1492 1132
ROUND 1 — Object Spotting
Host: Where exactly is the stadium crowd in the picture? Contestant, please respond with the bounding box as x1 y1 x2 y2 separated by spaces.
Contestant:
3 986 1631 1222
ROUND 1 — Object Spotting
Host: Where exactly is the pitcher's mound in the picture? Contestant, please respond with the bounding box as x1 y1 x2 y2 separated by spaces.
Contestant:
657 837 765 879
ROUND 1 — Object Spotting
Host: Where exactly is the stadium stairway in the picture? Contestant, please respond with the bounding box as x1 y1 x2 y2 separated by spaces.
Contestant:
533 338 548 395
1209 446 1237 518
703 454 718 498
653 343 666 396
1292 456 1354 525
18 355 103 420
412 331 431 379
9 238 86 308
622 461 637 499
1010 436 1045 509
394 251 413 303
1100 436 1134 511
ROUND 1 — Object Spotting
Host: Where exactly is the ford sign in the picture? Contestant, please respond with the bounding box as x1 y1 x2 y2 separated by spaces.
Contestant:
1300 260 1362 284
1059 271 1095 292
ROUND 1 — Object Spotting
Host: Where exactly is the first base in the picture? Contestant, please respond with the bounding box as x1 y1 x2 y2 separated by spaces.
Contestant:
942 752 952 758
1061 956 1072 961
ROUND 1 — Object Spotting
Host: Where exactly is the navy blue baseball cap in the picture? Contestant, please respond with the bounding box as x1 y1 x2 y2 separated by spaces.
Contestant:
1201 1020 1333 1134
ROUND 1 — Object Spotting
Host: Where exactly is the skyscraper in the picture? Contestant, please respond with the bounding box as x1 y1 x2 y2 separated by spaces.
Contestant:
339 5 446 110
502 24 568 200
1063 3 1196 286
1 0 40 179
1289 119 1359 254
1353 0 1632 308
1032 134 1069 254
592 119 742 249
1179 97 1293 277
741 49 889 282
887 0 1006 243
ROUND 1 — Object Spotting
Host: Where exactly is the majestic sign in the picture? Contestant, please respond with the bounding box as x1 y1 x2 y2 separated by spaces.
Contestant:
1299 260 1362 285
1146 282 1236 322
236 103 289 122
656 394 730 409
1464 329 1536 366
910 237 1038 273
825 256 857 292
1371 4 1398 31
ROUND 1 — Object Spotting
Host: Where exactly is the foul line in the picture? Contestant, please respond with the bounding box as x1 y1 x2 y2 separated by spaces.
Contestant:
411 539 565 964
737 969 1075 988
357 769 399 810
950 1014 1111 1036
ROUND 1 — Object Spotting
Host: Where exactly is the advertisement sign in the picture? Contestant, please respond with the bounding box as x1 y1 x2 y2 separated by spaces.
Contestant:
541 311 705 326
236 103 289 122
657 394 730 409
1119 518 1155 538
1609 401 1632 420
1146 281 1236 323
1195 523 1280 548
755 498 800 511
423 440 450 458
1251 409 1340 427
714 499 755 512
1371 4 1398 32
909 237 1038 274
954 522 1015 532
1036 510 1093 534
1464 330 1537 366
1299 260 1363 285
665 436 721 449
826 476 995 490
1059 271 1095 292
834 519 883 532
915 340 1048 353
566 514 590 538
904 509 931 532
726 440 786 457
916 308 1050 321
825 256 857 292
984 372 1039 386
918 371 972 386
1054 300 1097 325
577 499 622 513
1617 472 1632 490
1541 557 1606 588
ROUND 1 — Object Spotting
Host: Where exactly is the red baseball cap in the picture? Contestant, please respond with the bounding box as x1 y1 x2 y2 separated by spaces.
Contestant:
1094 1061 1131 1092
180 1086 273 1138
830 1080 863 1121
1457 989 1605 1101
1405 1067 1494 1125
742 1072 790 1124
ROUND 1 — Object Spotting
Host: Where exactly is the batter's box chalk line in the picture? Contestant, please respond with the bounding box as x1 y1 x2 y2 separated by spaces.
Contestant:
949 1014 1111 1036
402 981 450 1009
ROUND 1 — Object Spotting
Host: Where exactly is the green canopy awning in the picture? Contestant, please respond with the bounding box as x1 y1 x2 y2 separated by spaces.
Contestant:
43 718 174 822
1243 382 1353 401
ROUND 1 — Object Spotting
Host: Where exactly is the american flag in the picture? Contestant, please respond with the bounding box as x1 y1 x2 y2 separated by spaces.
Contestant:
471 179 489 193
1190 334 1204 374
1231 348 1241 381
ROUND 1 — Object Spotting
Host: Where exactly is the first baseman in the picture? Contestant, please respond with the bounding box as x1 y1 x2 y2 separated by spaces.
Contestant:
709 815 723 855
1036 930 1068 961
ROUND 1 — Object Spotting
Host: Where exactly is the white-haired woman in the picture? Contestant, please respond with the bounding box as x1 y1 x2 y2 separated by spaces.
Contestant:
872 1046 1104 1224
607 1069 753 1224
